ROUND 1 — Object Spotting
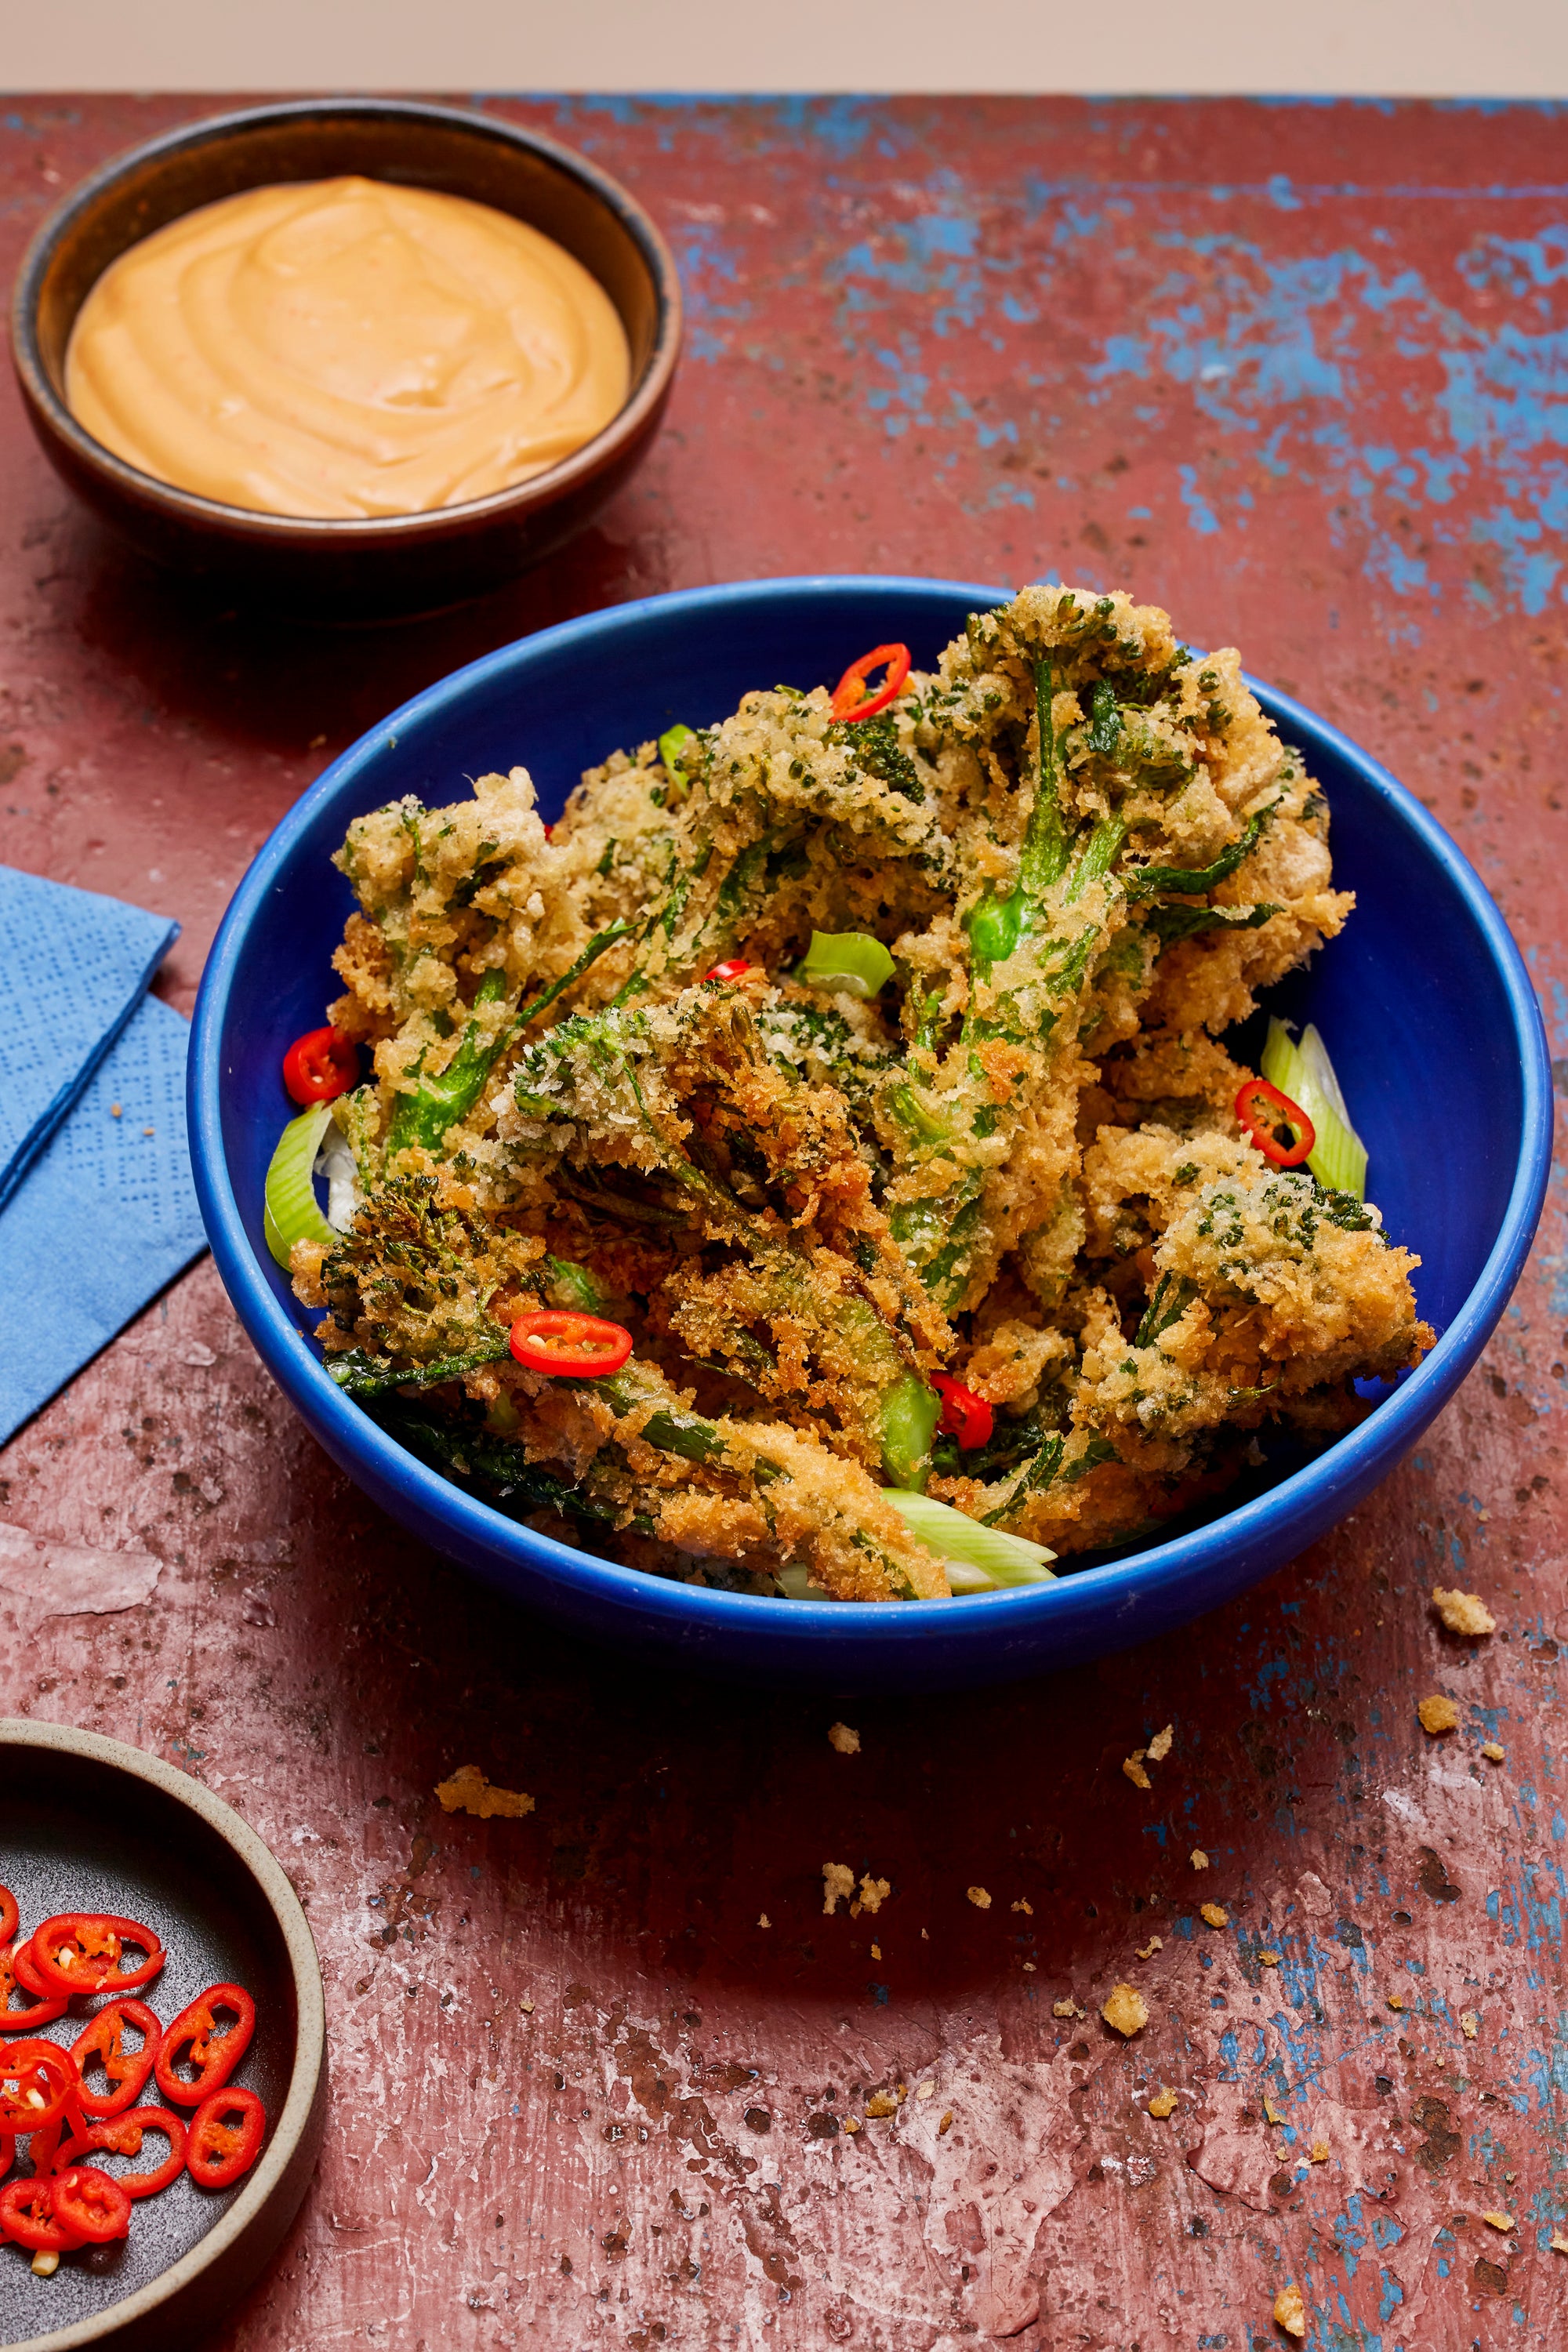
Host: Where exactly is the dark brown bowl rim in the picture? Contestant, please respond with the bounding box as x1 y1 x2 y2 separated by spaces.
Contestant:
9 97 683 546
0 1715 325 2352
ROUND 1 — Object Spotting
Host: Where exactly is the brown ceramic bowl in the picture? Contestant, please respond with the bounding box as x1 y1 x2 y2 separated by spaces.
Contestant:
9 100 682 619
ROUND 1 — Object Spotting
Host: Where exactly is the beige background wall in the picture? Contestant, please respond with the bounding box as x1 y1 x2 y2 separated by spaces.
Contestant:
11 0 1568 96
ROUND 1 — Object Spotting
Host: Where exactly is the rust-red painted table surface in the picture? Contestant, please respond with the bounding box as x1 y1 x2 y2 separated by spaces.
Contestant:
2 95 1566 2352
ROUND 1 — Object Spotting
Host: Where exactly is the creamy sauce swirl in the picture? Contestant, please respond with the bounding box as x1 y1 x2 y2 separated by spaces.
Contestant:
65 176 632 518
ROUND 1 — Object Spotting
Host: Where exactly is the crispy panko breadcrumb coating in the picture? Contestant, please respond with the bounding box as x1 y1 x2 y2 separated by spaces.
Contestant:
298 583 1431 1602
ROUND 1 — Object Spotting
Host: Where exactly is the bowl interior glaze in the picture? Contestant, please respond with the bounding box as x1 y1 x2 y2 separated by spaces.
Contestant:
190 579 1552 1689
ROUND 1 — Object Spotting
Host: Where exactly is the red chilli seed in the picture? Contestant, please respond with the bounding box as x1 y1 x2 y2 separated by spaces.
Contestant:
71 1998 164 2118
187 2086 267 2190
82 2107 187 2199
30 1914 165 1998
154 1984 256 2107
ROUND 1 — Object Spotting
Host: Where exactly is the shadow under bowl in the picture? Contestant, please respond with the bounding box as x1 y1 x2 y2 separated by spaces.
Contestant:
9 100 681 620
189 577 1553 1690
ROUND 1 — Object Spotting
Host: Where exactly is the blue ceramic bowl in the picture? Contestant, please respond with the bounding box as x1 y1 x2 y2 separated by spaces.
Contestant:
190 578 1553 1689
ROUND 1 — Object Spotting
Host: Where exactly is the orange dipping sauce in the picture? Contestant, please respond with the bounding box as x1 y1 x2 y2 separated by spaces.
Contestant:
65 176 632 519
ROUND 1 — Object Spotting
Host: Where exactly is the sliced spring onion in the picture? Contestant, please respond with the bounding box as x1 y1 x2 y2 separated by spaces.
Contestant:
882 1490 1057 1590
546 1256 605 1312
658 724 696 793
263 1102 337 1270
879 1374 941 1490
1260 1017 1368 1199
317 1131 360 1231
775 1563 820 1599
799 930 895 999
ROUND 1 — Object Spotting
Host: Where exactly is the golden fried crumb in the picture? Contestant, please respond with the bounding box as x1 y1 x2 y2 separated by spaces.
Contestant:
1309 2139 1329 2164
1551 2230 1568 2255
1011 1897 1034 1915
870 1941 881 1960
1022 1960 1036 1971
1432 1585 1497 1636
854 1875 891 1916
1102 1983 1149 2037
1259 1949 1280 1966
938 2111 954 2135
843 2116 861 2133
757 1914 771 1929
1123 1754 1152 1790
1200 1903 1229 1928
1136 1936 1163 1960
916 2080 935 2101
1418 1694 1460 1735
1461 2009 1479 2039
1482 1742 1505 1763
1483 2211 1514 2233
1053 1998 1083 2019
1388 1993 1406 2012
520 1996 535 2014
1191 1847 1210 1871
434 1763 535 1819
1273 2281 1307 2339
822 1862 855 1915
828 1720 861 1755
1148 2087 1178 2118
967 1886 992 1909
1146 1722 1174 1762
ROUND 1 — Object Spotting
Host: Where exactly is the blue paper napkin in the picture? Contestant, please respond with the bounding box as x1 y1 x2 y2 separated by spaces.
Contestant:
0 866 180 1214
0 992 207 1445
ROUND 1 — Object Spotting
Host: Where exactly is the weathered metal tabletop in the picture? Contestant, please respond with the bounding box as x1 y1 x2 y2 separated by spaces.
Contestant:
2 95 1564 2352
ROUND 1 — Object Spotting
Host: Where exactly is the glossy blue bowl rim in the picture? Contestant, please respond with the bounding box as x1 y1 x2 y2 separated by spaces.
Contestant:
190 575 1554 1675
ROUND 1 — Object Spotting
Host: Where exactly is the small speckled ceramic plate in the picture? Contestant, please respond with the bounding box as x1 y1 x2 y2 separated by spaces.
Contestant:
0 1722 325 2352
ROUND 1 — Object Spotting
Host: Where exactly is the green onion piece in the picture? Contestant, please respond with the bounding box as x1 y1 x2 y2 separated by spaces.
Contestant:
658 724 696 794
263 1102 337 1270
879 1374 941 1490
775 1564 819 1599
799 929 895 1000
546 1257 604 1312
882 1490 1057 1590
1261 1017 1368 1200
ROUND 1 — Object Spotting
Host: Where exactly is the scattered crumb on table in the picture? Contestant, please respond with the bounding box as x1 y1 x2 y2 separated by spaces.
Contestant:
1148 2086 1178 2118
1190 1847 1210 1870
1461 2009 1479 2038
1136 1936 1163 1959
1200 1903 1229 1929
434 1763 535 1819
967 1886 992 1909
1418 1693 1460 1735
1102 1982 1148 2037
1482 1741 1505 1762
828 1721 860 1755
1123 1753 1151 1789
1432 1586 1497 1636
1483 2211 1514 2232
822 1863 855 1915
1146 1722 1174 1762
1273 2281 1307 2339
1011 1897 1033 1914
